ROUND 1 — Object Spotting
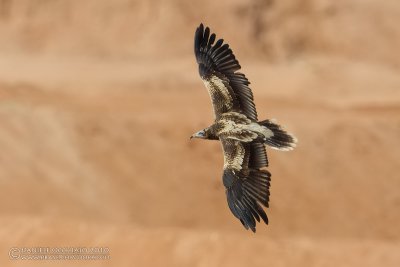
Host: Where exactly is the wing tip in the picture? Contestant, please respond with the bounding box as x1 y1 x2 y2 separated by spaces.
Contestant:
224 169 270 233
197 23 204 34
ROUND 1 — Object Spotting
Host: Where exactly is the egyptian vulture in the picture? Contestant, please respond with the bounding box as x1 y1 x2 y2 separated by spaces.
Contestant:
190 24 297 232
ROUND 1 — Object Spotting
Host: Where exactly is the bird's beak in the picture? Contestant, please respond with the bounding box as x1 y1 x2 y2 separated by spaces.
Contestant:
190 130 206 140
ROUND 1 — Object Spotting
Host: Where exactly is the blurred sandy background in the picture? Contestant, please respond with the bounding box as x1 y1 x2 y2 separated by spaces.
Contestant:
0 0 400 266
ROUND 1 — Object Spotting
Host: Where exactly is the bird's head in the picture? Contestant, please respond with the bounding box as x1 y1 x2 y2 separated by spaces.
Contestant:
190 129 207 140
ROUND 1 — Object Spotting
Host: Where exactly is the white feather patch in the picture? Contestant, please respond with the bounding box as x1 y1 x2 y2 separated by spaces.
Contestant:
248 123 274 139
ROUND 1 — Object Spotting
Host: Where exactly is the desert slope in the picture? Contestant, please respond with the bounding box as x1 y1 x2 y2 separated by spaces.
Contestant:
0 0 400 266
0 216 399 267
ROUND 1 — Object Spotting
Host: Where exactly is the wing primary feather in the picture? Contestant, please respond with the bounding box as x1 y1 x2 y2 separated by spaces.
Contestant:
243 183 268 205
208 39 224 57
254 201 269 224
202 27 210 47
214 49 233 63
211 43 230 59
242 195 261 222
208 33 216 47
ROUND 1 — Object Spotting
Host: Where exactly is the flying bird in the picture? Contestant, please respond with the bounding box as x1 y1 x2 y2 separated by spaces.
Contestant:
191 23 297 232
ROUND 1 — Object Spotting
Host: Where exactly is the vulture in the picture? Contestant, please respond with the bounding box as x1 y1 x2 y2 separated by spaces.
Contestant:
190 23 297 232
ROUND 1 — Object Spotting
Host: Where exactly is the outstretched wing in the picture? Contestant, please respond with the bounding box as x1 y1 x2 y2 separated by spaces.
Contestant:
221 139 270 232
194 23 258 121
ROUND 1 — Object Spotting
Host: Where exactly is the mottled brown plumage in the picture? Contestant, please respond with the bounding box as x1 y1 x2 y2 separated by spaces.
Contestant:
191 23 297 232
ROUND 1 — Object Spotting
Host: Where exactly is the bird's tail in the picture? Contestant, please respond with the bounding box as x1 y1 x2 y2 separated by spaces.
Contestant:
223 169 271 232
258 119 297 151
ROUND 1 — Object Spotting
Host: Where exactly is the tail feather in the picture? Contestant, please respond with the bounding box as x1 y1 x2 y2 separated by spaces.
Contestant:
223 169 271 232
259 119 297 151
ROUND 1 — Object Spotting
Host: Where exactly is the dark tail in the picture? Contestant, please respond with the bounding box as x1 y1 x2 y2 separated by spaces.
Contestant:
223 169 271 232
259 119 297 151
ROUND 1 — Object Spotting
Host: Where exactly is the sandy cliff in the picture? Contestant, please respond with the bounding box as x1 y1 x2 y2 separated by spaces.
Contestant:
0 0 399 266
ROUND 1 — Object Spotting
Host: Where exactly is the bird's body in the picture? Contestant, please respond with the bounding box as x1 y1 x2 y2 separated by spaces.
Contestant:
191 24 297 232
203 112 273 143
